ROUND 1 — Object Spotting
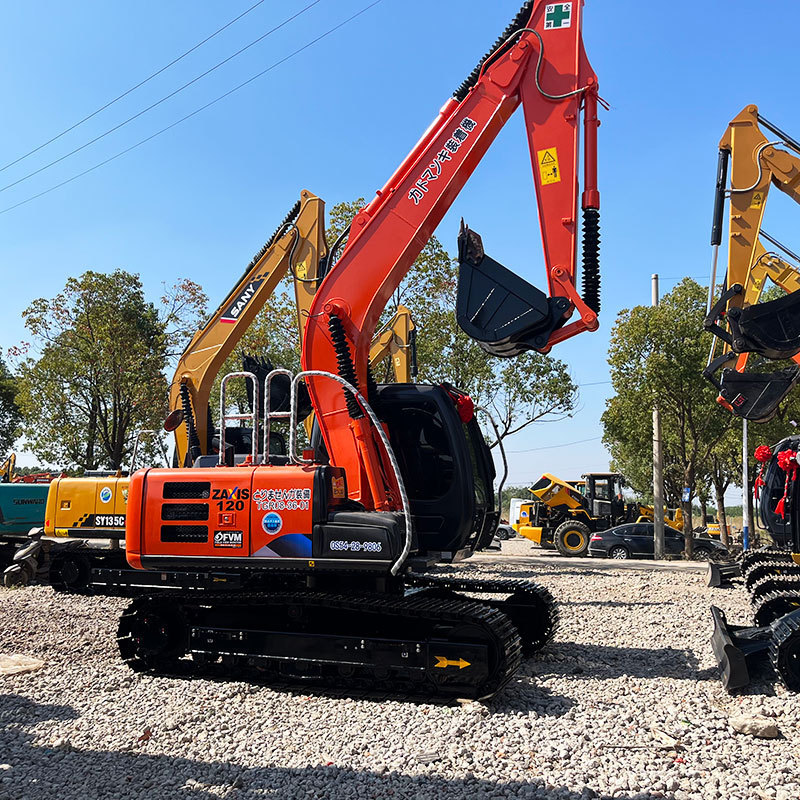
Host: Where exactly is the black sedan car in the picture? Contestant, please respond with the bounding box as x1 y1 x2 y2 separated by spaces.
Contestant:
589 522 729 560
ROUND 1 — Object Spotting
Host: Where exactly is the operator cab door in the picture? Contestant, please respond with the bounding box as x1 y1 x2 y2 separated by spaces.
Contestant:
376 383 493 556
588 476 613 518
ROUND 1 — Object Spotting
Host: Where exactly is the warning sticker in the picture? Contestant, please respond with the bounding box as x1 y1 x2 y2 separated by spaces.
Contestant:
750 192 764 210
538 148 561 185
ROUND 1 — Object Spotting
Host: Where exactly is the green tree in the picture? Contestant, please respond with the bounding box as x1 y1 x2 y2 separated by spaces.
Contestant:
0 354 21 457
602 278 736 555
13 271 206 471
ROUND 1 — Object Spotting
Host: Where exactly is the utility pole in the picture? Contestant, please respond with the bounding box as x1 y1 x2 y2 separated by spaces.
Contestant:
652 273 665 559
742 417 750 550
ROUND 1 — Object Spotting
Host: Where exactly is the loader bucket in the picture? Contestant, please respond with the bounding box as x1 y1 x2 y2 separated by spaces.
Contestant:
718 365 800 423
456 224 570 358
707 561 741 588
729 291 800 359
710 605 770 691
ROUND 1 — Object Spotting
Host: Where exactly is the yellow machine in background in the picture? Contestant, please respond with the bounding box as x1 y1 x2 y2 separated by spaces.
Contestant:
704 104 800 422
5 193 329 588
9 199 419 589
369 305 417 383
512 472 685 556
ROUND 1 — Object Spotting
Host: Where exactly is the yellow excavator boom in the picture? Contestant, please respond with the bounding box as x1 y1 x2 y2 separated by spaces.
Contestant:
172 190 327 466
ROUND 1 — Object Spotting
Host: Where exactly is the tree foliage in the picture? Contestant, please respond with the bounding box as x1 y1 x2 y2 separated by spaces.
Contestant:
0 354 21 457
12 270 207 471
602 279 736 549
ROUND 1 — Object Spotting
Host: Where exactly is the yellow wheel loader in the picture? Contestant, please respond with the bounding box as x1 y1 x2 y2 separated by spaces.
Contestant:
512 472 683 556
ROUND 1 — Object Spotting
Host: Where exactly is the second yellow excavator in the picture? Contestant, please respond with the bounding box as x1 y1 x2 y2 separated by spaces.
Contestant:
704 104 800 422
5 193 420 590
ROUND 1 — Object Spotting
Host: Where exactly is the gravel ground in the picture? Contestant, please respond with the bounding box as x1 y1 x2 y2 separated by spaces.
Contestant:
1 556 797 800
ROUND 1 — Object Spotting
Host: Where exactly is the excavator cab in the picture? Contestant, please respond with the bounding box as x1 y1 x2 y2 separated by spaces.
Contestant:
456 225 571 358
376 383 497 560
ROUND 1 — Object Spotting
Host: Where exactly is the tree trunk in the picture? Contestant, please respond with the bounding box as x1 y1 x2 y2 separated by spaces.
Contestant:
713 481 729 548
700 495 708 528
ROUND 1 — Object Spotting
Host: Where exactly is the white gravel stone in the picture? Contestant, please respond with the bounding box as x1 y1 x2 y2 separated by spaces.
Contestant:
2 559 800 799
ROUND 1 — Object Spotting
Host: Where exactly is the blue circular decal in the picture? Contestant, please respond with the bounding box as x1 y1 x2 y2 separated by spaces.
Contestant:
262 512 283 535
99 487 112 504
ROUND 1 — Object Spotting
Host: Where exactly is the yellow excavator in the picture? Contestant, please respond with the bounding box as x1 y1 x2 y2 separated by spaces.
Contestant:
6 192 326 587
511 472 683 556
5 193 419 589
704 104 800 422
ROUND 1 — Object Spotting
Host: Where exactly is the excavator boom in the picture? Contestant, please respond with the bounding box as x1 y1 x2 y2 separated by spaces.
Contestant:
172 190 327 465
302 0 601 507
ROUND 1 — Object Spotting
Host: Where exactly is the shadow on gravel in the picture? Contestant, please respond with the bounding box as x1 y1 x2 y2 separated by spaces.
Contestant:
531 643 703 681
562 600 672 608
0 695 673 800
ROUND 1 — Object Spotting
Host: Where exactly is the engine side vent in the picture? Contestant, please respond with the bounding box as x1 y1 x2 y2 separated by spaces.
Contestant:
160 525 208 543
163 481 211 499
161 503 210 521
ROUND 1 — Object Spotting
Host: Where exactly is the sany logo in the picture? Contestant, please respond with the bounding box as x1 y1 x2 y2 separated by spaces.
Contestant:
220 277 264 324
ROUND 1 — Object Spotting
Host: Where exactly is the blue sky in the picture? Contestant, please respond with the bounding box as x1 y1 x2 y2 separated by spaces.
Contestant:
2 0 800 486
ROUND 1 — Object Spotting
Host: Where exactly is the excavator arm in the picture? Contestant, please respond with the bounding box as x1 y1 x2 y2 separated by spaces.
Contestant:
170 190 327 465
368 305 417 384
704 105 800 421
301 0 601 507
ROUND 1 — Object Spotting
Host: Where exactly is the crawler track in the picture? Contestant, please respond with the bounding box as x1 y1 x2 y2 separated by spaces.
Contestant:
118 589 523 701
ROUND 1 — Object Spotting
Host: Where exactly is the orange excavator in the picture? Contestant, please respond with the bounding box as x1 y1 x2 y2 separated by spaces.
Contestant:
115 0 602 699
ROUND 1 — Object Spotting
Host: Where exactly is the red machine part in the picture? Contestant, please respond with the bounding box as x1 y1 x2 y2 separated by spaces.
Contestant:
126 465 347 568
301 0 600 508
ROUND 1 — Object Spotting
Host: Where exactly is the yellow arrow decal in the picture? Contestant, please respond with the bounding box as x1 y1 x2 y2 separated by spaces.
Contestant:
434 656 471 669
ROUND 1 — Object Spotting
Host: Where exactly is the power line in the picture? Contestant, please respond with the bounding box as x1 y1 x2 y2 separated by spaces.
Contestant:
0 0 269 175
0 0 324 195
0 0 382 217
506 435 603 454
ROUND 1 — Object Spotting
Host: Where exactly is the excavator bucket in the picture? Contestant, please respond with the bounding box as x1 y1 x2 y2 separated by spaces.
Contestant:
707 561 741 588
728 291 800 359
710 605 771 691
717 365 800 423
456 224 570 358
